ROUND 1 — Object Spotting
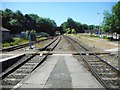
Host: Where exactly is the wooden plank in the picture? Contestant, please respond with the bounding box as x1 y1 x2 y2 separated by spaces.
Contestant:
102 77 118 81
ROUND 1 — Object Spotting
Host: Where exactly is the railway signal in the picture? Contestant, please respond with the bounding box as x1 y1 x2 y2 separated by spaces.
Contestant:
25 14 33 49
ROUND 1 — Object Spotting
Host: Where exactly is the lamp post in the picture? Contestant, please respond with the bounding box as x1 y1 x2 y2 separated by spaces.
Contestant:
97 13 101 37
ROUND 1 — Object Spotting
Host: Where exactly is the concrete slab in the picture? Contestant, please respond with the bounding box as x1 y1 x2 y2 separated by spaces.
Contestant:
18 54 104 89
18 84 44 88
65 55 104 88
0 54 14 59
0 54 24 62
44 55 72 88
19 55 58 88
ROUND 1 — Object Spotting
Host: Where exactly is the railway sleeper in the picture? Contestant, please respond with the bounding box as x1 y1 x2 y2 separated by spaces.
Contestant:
91 65 113 70
99 72 117 78
109 85 119 89
27 58 43 62
15 69 31 74
16 68 32 71
2 78 21 85
5 74 26 79
11 72 28 76
94 68 114 73
93 65 115 71
82 57 101 62
29 56 45 60
24 63 37 66
0 85 14 89
29 56 42 60
19 65 39 70
91 64 103 67
102 77 118 81
21 63 36 66
27 60 42 63
25 62 38 64
90 64 105 67
87 61 103 64
103 79 119 88
87 60 100 62
18 66 34 70
89 63 109 68
20 64 36 67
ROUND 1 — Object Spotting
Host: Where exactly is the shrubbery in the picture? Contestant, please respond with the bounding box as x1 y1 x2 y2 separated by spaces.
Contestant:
90 34 99 38
66 28 76 34
21 30 36 41
2 38 28 47
103 36 108 39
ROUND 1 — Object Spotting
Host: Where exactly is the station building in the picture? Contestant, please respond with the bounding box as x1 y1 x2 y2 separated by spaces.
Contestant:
0 27 12 42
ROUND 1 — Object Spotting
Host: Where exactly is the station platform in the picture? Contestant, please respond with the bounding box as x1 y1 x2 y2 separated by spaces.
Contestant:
0 53 15 60
16 54 104 88
0 54 24 62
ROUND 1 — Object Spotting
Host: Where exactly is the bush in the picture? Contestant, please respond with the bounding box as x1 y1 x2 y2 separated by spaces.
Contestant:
25 30 37 40
90 34 99 38
107 37 113 40
71 29 76 34
2 38 28 48
66 28 71 34
103 36 108 39
10 42 13 46
2 42 10 47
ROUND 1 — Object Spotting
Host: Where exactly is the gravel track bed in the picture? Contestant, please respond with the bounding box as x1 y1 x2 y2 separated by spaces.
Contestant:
53 36 75 52
70 35 119 70
98 54 119 70
66 35 119 89
1 54 43 88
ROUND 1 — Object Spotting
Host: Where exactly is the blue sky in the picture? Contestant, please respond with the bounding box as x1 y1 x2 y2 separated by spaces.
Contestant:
1 2 116 26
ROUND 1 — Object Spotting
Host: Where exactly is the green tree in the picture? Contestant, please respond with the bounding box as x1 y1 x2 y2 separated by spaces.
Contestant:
112 1 120 34
36 17 57 35
66 28 71 34
76 22 84 33
67 18 76 29
60 18 88 34
102 2 120 39
60 22 68 33
1 8 57 35
71 29 76 34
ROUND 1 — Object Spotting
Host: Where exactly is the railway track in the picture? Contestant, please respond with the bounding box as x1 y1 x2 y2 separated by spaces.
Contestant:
1 37 53 52
65 35 120 89
0 36 61 89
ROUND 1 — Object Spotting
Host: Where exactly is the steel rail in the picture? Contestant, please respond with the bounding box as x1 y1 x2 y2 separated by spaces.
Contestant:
0 36 58 78
0 36 61 89
67 36 120 73
65 35 120 89
1 37 53 52
31 36 61 72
